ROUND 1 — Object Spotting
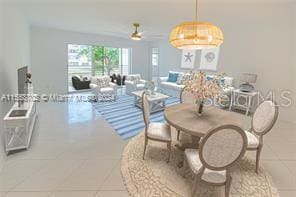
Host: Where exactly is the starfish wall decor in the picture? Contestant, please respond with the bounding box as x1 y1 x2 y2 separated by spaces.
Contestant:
181 50 196 69
184 52 194 63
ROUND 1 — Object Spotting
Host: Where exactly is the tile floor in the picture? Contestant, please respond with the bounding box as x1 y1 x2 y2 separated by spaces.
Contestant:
0 94 295 197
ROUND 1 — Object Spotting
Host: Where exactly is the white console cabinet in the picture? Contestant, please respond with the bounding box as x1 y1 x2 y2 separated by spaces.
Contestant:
3 101 37 154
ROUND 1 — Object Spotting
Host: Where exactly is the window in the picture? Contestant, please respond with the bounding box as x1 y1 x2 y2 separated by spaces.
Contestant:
152 48 159 66
68 45 92 85
67 44 131 89
151 48 159 77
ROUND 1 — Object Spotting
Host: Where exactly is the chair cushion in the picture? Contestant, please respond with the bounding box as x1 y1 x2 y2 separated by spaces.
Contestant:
244 130 259 149
185 149 226 184
91 76 110 88
100 87 114 93
126 74 141 83
89 83 98 89
161 82 184 91
147 123 171 141
136 84 145 89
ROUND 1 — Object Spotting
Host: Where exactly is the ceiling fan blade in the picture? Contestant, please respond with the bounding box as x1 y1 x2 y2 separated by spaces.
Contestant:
150 35 165 39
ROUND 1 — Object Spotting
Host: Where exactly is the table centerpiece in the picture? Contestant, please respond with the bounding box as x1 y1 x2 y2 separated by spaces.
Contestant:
185 71 224 116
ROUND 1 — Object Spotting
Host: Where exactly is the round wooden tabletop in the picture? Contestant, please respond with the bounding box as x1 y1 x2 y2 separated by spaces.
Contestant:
164 103 245 137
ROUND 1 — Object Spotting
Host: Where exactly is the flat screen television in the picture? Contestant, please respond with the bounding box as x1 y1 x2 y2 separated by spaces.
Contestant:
18 66 28 94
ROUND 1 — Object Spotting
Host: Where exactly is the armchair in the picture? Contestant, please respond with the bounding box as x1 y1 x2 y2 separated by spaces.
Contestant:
71 76 90 90
90 76 118 101
125 74 146 95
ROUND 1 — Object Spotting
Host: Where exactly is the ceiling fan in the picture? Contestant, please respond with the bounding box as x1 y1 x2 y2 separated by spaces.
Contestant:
100 23 164 41
131 23 142 41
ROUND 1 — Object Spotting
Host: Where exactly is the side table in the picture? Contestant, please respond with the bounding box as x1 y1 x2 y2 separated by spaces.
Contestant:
229 89 259 116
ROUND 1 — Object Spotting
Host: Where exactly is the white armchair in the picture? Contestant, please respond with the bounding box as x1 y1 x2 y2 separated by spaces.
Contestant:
125 74 146 95
90 76 117 101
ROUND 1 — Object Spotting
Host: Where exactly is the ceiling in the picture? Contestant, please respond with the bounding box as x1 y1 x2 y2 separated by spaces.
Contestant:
3 0 296 41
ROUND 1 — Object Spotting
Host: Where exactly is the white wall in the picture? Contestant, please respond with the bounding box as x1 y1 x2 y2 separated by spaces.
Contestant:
154 3 296 123
2 2 31 96
291 4 296 123
0 2 31 118
0 0 4 116
31 27 151 94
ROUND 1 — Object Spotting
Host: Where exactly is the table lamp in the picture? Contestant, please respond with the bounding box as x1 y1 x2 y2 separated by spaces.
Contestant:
239 73 257 92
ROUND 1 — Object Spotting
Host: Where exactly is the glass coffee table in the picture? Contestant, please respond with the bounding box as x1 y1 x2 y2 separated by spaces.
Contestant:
131 90 170 113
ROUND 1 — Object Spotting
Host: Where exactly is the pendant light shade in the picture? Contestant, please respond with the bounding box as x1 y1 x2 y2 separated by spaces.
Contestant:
170 22 224 49
169 0 224 49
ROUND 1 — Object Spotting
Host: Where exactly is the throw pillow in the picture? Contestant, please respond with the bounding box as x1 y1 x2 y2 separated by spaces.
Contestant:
219 78 226 87
83 77 89 81
206 75 214 81
74 75 82 81
91 77 98 84
176 73 184 85
96 77 110 88
125 75 131 81
130 75 136 81
127 75 136 82
181 73 191 85
103 77 110 87
167 72 179 83
134 75 141 84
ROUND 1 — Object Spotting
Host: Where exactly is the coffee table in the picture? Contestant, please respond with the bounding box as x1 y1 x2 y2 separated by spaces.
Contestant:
131 90 170 113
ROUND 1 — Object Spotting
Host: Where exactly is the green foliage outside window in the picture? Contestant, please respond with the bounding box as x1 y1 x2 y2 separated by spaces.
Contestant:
78 46 120 75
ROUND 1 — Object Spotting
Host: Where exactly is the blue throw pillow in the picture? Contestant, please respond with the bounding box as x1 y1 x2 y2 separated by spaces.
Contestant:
206 76 214 81
167 72 179 83
219 78 225 86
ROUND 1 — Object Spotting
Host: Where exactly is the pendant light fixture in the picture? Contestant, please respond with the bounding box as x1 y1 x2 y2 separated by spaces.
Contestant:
131 23 142 41
169 0 224 50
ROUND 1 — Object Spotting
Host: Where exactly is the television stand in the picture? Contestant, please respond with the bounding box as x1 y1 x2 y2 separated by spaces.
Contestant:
3 100 37 155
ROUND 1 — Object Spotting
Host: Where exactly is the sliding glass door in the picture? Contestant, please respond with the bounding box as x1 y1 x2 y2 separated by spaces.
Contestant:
68 44 131 91
68 45 92 84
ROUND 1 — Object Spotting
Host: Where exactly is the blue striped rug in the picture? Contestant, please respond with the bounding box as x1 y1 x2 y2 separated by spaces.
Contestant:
93 95 180 139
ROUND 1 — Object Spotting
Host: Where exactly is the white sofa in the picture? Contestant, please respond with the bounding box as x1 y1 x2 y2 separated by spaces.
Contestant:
90 76 117 100
158 77 185 98
158 71 234 99
125 74 146 95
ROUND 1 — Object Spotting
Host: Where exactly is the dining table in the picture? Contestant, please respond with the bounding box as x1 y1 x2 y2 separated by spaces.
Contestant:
164 103 246 151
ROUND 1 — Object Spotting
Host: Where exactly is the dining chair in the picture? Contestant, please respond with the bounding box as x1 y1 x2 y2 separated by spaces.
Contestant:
177 87 196 140
142 92 172 162
245 100 279 173
184 124 247 197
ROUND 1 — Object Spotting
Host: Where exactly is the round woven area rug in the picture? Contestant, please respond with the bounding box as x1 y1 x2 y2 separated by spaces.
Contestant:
121 133 279 197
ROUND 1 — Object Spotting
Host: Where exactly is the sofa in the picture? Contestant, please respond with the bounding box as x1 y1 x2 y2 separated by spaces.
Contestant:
89 76 118 101
125 74 146 95
158 71 234 99
71 76 91 90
